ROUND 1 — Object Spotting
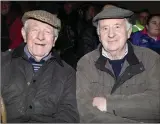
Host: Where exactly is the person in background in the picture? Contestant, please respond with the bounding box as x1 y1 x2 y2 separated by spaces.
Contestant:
132 9 150 33
131 14 160 54
76 4 99 36
56 2 78 69
76 5 160 123
76 4 100 60
1 10 79 123
1 1 23 50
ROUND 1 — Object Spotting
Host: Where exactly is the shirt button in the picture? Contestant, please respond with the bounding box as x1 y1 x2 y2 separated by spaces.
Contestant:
140 67 143 70
33 80 36 83
128 73 131 76
29 105 32 109
27 82 30 85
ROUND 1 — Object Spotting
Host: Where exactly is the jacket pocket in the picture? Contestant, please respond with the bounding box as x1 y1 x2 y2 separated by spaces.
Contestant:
121 80 148 95
33 95 57 117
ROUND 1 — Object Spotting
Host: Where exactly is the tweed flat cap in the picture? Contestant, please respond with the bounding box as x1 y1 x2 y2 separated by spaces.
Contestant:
93 6 134 27
22 10 61 30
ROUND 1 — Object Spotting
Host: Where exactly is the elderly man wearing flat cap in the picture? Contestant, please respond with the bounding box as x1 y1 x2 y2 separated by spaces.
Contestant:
1 10 79 123
76 5 160 123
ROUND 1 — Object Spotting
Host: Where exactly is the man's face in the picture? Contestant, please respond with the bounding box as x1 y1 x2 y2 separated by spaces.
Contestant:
22 19 56 61
147 16 160 37
1 1 11 15
139 12 149 26
98 19 131 53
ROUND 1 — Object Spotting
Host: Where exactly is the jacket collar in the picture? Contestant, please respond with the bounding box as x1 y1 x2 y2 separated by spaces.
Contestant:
11 43 64 67
95 41 145 94
95 41 140 69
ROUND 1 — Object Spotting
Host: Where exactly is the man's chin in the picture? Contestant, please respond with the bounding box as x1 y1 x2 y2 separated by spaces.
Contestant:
32 53 45 58
106 47 119 52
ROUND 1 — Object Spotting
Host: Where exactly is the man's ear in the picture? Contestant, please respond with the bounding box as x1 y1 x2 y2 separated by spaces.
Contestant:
127 26 132 39
53 36 58 47
21 27 27 43
146 25 149 30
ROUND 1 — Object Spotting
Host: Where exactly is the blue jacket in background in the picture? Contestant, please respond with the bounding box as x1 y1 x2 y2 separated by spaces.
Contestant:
131 30 160 55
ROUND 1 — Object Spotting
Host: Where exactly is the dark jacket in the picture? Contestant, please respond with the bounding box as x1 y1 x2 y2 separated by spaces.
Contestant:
1 43 79 123
76 42 160 123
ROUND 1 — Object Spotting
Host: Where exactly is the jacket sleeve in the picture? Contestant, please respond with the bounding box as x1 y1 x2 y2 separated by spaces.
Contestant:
1 51 12 90
55 69 80 123
76 59 137 123
107 57 160 122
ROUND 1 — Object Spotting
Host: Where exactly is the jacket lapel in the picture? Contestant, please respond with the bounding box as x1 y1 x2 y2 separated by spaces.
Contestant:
95 41 145 94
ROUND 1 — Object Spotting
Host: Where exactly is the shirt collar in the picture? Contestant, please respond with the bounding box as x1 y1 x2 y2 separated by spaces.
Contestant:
95 41 143 72
102 43 128 60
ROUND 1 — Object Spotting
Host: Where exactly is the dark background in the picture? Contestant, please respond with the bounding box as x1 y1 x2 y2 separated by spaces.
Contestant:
18 1 160 14
89 1 160 14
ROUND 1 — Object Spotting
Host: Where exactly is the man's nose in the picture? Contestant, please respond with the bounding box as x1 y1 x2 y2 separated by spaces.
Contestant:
108 28 115 38
37 31 44 40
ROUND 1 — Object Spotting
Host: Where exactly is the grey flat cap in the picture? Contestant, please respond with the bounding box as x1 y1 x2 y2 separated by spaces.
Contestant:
22 10 61 30
93 6 134 27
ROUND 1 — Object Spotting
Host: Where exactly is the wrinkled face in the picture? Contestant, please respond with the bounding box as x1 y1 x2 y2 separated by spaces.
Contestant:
98 19 131 53
1 1 11 15
22 19 56 61
147 16 160 37
139 12 149 26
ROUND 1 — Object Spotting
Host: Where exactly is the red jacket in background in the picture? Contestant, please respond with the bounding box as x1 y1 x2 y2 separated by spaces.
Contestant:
7 16 23 49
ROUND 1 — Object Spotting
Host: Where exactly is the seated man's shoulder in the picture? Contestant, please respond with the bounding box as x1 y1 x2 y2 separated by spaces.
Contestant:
1 49 13 63
50 60 76 82
62 60 75 72
2 49 12 56
77 49 99 67
134 45 159 57
56 60 76 78
133 45 160 65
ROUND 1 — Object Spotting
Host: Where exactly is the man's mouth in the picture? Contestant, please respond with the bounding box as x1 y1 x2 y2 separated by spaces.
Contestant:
108 40 117 42
35 43 46 46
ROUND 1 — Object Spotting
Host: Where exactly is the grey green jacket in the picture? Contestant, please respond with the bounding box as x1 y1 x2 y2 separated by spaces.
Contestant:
76 42 160 123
